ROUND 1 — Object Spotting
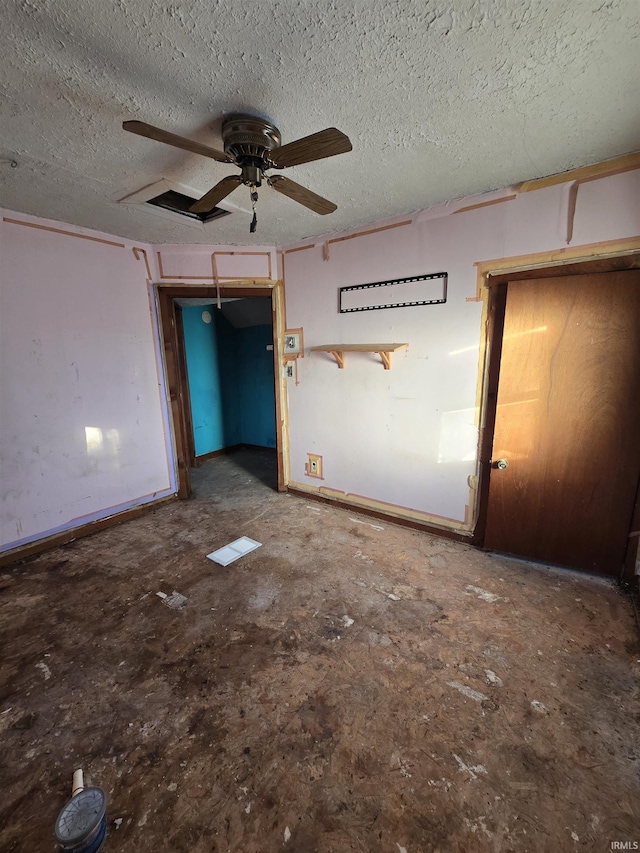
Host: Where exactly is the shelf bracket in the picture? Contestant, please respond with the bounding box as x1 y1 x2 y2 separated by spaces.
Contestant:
329 350 345 369
376 350 392 370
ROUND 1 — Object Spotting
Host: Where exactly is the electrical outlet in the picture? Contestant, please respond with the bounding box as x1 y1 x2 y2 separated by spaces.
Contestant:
306 453 323 479
283 363 294 379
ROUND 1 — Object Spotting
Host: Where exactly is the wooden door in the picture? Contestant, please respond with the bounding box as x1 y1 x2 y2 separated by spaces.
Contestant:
484 271 640 576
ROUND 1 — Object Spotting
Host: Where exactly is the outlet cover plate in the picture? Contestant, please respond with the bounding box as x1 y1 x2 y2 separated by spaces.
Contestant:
306 453 323 479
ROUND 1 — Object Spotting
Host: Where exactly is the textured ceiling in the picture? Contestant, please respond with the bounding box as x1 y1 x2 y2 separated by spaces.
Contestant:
1 0 639 246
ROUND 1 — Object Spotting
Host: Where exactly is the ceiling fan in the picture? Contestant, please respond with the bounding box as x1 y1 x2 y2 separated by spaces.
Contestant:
123 113 352 232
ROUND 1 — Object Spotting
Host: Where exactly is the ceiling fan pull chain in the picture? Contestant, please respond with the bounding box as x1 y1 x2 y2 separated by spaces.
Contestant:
250 188 258 233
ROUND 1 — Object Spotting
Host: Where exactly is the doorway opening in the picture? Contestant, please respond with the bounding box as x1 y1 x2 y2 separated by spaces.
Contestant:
178 295 277 489
474 250 640 584
156 283 286 500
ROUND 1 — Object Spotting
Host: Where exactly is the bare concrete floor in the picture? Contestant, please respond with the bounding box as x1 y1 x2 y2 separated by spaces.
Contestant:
1 449 639 852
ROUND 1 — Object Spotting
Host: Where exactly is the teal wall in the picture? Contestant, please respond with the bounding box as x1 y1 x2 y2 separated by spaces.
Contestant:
181 304 275 457
181 306 227 457
237 324 277 448
214 309 242 449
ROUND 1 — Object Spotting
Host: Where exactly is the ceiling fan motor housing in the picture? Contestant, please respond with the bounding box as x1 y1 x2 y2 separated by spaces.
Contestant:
222 114 281 186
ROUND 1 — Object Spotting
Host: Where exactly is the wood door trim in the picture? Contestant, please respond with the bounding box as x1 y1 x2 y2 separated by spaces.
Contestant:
472 284 507 551
157 291 191 498
625 479 640 585
467 236 640 301
156 281 288 498
155 285 273 297
174 306 196 469
473 251 640 587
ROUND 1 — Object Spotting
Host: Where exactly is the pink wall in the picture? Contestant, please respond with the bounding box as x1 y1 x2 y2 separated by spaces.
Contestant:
0 213 278 555
280 170 640 530
2 168 638 553
0 213 173 552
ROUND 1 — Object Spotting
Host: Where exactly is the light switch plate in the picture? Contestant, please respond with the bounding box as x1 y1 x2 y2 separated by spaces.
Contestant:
284 328 304 357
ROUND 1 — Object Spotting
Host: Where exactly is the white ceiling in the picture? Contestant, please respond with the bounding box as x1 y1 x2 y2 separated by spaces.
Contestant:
1 0 638 247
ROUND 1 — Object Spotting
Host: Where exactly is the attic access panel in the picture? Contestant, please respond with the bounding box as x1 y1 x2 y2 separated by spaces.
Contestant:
147 189 231 224
339 272 447 313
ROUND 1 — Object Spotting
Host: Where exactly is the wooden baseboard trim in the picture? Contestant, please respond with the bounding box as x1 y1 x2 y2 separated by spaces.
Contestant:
0 495 177 567
195 444 277 465
195 445 241 463
287 487 472 543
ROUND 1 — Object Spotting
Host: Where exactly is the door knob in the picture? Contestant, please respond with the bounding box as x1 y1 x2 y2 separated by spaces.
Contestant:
496 458 509 470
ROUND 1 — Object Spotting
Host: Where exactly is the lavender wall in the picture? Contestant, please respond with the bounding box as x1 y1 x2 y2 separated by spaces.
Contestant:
0 214 278 554
0 213 173 552
280 172 640 530
1 168 638 553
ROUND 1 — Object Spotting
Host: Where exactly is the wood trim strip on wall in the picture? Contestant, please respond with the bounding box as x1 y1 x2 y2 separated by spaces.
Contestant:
324 219 412 254
453 195 516 215
287 483 472 540
149 284 177 492
280 254 289 328
288 480 472 530
133 247 153 281
155 283 274 296
344 489 471 529
154 275 275 281
212 250 273 280
271 281 288 489
2 217 125 248
211 252 221 308
517 150 640 193
466 235 640 301
156 249 273 280
282 243 315 255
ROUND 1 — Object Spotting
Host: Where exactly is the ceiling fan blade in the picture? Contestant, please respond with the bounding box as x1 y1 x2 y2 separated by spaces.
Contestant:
190 175 243 213
269 175 337 215
123 120 231 163
269 128 352 169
